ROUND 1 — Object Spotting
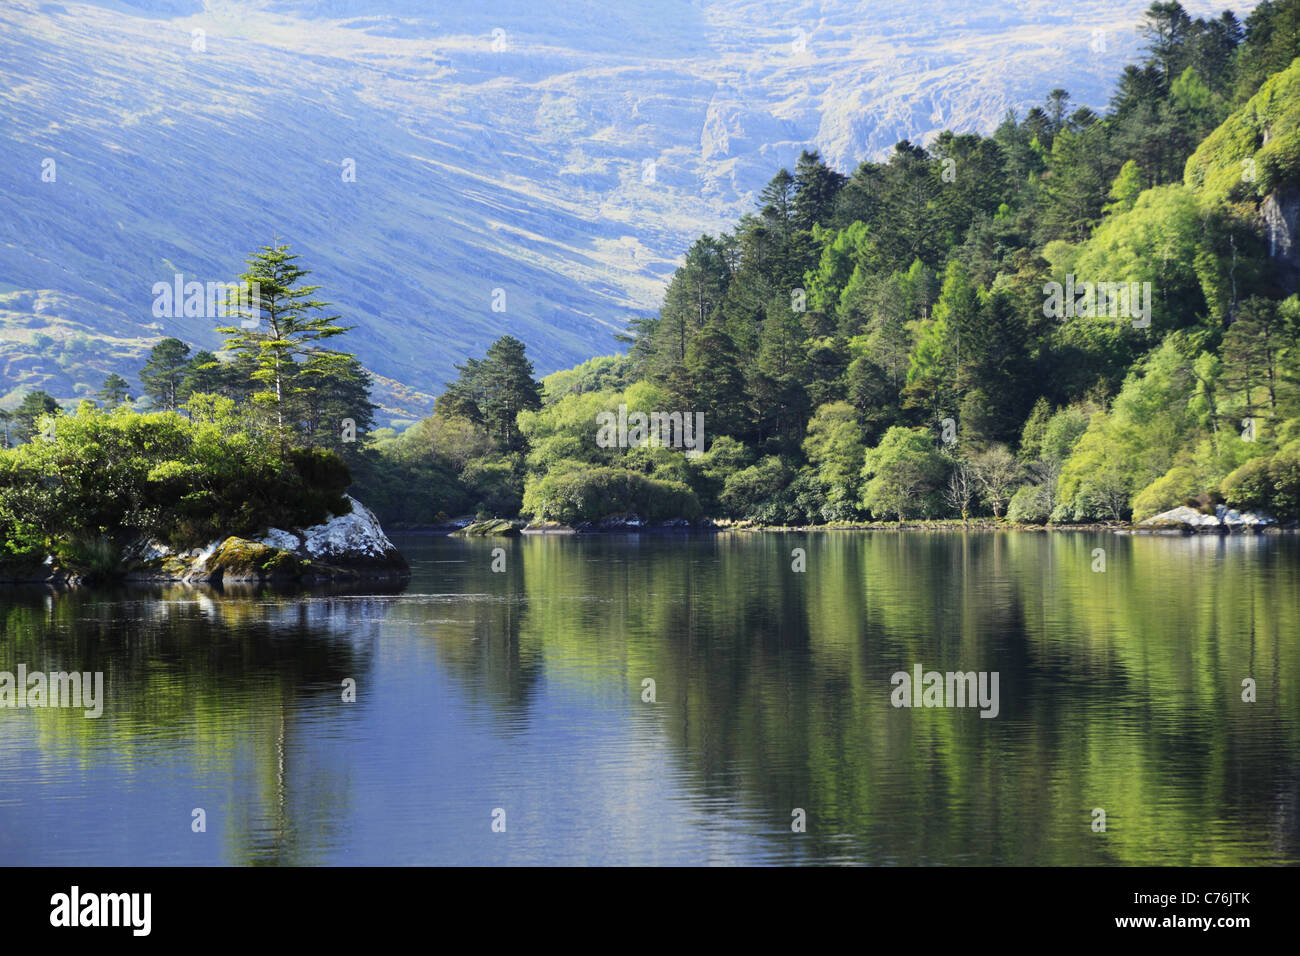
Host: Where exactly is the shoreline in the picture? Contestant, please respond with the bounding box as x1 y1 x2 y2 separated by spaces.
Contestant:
397 517 1300 537
8 518 1292 590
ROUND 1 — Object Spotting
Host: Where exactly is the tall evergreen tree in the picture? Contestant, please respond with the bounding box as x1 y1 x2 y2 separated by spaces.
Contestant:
299 353 378 455
96 373 132 408
179 350 227 399
792 149 847 231
479 336 543 452
9 390 61 445
217 243 353 444
440 337 543 453
140 338 191 411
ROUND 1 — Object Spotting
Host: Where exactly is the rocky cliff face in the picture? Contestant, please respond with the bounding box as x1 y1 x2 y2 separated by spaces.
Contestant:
1263 188 1300 294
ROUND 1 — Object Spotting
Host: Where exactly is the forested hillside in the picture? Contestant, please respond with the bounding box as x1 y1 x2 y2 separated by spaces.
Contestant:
356 1 1300 527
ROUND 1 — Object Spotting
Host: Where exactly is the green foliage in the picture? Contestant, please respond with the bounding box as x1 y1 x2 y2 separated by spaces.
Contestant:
1221 441 1300 517
439 336 543 452
1104 160 1144 216
95 373 132 409
0 402 352 566
1186 55 1300 203
1006 483 1052 524
1232 0 1300 102
140 338 191 411
803 401 866 520
542 355 632 401
521 465 700 524
216 243 355 443
720 456 795 520
1057 337 1202 520
3 390 61 446
1131 463 1203 521
859 426 949 521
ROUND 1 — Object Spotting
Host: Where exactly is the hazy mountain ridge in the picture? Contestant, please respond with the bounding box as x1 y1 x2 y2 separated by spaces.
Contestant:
0 0 1248 421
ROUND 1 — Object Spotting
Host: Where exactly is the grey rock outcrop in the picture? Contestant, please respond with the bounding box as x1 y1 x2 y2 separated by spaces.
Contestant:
1139 504 1277 532
125 496 408 585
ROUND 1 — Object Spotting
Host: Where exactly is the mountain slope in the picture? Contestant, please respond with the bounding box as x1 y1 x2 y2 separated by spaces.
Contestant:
0 0 1250 421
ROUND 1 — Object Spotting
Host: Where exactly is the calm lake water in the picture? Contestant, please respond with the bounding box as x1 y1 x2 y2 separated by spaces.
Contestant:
1 531 1297 866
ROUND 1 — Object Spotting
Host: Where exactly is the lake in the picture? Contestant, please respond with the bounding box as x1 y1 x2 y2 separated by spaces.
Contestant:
1 530 1297 865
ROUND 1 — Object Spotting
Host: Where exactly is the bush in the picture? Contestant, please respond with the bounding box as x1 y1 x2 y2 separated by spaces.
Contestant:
1131 464 1201 522
1223 444 1300 519
1007 484 1051 524
1269 445 1300 518
0 402 360 559
522 466 700 524
1221 456 1274 511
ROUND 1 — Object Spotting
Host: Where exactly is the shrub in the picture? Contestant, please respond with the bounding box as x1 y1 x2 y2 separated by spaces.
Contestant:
1221 445 1300 519
1131 464 1201 522
1221 456 1274 511
1007 484 1051 524
522 466 700 524
0 402 360 558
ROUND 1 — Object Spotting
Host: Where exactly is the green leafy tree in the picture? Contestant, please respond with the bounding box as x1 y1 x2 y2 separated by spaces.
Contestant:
803 402 866 519
860 426 948 521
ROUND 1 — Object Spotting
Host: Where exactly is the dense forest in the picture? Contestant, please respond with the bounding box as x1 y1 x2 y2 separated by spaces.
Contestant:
361 0 1300 527
4 0 1300 566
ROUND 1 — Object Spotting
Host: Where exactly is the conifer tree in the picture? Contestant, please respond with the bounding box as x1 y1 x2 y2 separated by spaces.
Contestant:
217 243 353 447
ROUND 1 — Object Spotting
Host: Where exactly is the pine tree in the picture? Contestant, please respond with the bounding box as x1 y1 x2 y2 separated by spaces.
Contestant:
179 350 226 399
479 336 543 452
793 150 847 231
1221 297 1291 421
1140 1 1194 89
96 373 132 408
140 338 191 410
299 353 377 454
683 321 747 437
438 357 489 425
10 390 60 444
217 243 353 447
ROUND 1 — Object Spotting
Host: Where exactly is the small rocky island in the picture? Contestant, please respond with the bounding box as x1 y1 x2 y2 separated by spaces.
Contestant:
2 497 408 587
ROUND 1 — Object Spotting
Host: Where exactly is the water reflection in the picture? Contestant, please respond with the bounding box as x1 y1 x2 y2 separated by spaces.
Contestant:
1 532 1297 864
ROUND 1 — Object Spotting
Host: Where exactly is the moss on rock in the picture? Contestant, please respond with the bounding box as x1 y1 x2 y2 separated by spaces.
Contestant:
453 519 523 536
208 537 310 581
